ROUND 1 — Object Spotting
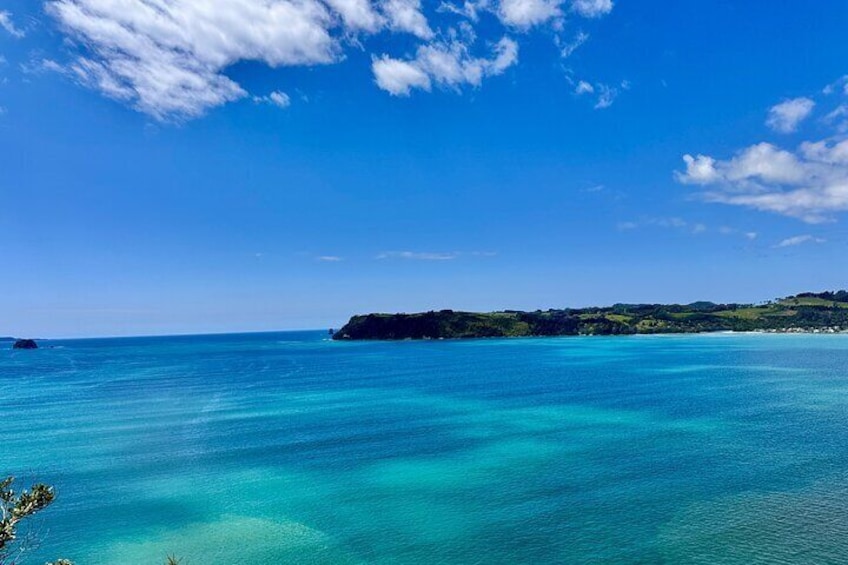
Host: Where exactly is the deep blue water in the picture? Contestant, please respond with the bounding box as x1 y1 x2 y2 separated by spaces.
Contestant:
3 331 848 563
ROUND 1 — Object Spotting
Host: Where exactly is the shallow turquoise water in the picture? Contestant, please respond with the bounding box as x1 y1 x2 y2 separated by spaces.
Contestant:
3 332 848 564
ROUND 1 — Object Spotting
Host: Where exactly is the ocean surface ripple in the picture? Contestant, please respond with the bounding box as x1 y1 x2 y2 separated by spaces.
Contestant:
3 332 848 564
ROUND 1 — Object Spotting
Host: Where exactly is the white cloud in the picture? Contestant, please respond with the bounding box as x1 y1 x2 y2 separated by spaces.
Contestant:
766 97 815 133
47 0 339 120
317 255 344 261
324 0 383 31
0 11 25 38
677 139 848 223
822 75 848 96
438 0 490 21
448 0 612 27
593 82 617 109
269 91 291 108
618 218 763 242
490 37 520 73
573 79 622 108
498 0 560 28
678 154 720 184
774 235 826 248
824 104 848 133
254 90 291 108
376 250 495 260
575 80 593 94
382 0 433 38
373 37 518 96
372 56 432 95
43 0 611 120
377 251 460 260
571 0 613 18
558 30 588 58
617 217 689 230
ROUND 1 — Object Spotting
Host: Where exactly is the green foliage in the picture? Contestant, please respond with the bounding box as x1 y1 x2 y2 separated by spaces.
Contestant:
333 291 848 340
1 477 61 565
2 476 181 565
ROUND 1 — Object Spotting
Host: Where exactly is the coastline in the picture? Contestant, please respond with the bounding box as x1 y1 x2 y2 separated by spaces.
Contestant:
331 328 848 344
333 292 848 341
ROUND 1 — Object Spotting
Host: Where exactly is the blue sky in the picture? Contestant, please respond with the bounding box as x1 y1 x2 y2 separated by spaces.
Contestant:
1 0 848 337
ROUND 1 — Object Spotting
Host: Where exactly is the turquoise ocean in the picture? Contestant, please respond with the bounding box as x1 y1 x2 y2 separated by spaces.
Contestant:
4 331 848 564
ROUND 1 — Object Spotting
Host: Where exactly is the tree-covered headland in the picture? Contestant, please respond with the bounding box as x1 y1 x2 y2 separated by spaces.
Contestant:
333 291 848 340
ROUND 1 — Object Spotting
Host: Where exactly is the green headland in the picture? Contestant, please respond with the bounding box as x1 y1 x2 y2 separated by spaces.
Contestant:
333 291 848 340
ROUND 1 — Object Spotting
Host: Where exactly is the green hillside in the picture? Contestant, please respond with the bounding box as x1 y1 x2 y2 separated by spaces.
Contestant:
333 291 848 340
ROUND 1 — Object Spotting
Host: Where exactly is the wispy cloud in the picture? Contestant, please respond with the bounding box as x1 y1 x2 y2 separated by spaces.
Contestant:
617 218 758 240
582 184 605 193
616 217 690 231
618 217 684 231
822 75 848 96
594 84 615 109
377 251 461 260
717 226 758 240
253 91 291 109
0 11 25 38
316 255 343 262
766 97 815 133
571 0 613 18
376 250 496 260
42 0 613 120
372 37 518 96
575 80 593 95
574 79 627 109
774 234 826 248
558 31 589 58
823 104 848 133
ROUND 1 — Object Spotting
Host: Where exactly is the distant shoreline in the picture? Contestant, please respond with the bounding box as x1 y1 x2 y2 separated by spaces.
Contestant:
333 291 848 341
330 329 848 343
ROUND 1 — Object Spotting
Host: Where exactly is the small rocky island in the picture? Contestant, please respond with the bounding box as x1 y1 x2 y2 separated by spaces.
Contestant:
12 339 39 349
333 291 848 340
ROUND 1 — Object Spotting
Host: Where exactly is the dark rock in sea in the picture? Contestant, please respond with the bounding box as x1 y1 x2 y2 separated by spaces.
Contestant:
12 339 38 349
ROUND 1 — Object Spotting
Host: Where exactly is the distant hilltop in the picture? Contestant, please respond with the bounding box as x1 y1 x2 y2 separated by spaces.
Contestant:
333 291 848 340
